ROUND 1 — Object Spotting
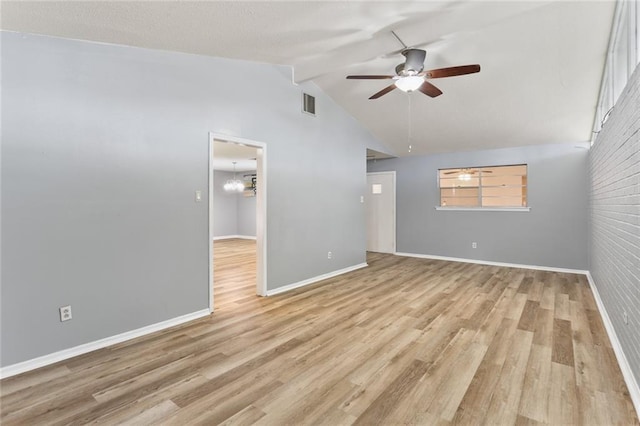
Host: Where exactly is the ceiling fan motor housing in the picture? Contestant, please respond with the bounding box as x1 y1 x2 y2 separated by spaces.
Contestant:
401 49 426 75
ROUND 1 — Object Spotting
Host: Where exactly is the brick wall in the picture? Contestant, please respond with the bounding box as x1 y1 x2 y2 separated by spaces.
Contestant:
589 63 640 385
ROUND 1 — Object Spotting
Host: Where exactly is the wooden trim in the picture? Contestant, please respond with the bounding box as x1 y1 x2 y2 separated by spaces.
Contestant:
0 309 210 379
586 272 640 418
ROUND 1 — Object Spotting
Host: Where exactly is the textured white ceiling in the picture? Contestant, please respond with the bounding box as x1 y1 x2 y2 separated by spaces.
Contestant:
1 1 615 156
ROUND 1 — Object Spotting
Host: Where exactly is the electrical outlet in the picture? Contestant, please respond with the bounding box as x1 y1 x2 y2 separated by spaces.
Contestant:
624 311 628 325
60 305 72 322
327 251 332 259
472 242 477 249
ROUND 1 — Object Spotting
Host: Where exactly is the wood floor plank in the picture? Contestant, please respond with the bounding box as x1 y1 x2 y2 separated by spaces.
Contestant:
473 287 517 346
0 365 71 396
453 318 519 425
339 331 426 417
517 300 540 332
385 328 481 423
515 414 544 425
92 374 209 424
586 307 611 347
552 318 575 366
554 292 572 321
118 399 180 425
420 340 487 422
173 338 304 408
351 359 431 425
527 275 545 302
1 239 637 425
165 376 283 425
539 282 556 310
571 299 595 347
596 344 630 394
518 344 552 423
517 276 534 294
217 405 266 426
548 361 579 425
483 329 534 425
256 378 356 425
505 292 529 321
532 307 554 348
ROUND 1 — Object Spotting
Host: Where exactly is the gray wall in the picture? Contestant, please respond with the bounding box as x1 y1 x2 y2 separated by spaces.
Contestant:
1 32 388 367
368 143 589 269
589 64 640 386
213 170 238 237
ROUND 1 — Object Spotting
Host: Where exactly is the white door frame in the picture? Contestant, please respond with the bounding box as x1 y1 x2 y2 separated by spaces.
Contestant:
209 132 267 313
366 171 396 253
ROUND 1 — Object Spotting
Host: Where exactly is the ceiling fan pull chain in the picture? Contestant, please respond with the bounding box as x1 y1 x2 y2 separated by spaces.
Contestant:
408 94 412 152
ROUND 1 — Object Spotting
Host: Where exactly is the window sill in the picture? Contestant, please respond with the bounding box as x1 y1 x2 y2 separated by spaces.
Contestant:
435 206 531 212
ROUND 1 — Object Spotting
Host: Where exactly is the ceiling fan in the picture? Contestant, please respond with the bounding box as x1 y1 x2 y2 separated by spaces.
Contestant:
346 48 480 100
444 168 493 181
443 168 492 175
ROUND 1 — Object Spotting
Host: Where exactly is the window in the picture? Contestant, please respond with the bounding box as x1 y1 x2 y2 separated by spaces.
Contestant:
438 164 528 209
593 0 639 140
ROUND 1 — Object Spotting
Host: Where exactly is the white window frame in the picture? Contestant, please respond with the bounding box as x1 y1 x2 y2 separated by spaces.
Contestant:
592 0 640 142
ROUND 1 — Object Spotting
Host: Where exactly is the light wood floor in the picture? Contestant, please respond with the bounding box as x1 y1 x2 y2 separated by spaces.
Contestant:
213 238 259 310
1 239 637 425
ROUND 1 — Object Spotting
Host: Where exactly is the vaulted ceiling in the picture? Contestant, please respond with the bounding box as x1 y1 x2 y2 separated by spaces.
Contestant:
1 1 616 156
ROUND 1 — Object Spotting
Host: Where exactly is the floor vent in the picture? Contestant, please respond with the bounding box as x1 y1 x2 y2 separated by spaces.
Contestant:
303 93 316 115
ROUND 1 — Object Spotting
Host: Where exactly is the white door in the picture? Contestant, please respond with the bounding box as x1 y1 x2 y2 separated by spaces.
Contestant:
366 172 396 253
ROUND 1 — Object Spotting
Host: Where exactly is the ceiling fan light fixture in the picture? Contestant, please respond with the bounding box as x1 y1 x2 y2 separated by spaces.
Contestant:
395 76 424 92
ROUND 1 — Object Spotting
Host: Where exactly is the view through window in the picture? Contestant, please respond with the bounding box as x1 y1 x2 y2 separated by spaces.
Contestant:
438 164 528 208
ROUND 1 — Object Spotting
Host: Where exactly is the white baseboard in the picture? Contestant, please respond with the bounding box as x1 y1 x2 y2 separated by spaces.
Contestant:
0 309 210 379
266 263 368 296
586 272 640 418
213 235 256 241
394 252 588 275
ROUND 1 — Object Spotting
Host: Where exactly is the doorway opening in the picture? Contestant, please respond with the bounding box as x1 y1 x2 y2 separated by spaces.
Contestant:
209 133 267 312
365 171 396 254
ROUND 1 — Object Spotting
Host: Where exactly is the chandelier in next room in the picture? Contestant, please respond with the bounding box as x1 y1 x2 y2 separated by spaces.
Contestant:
223 162 245 193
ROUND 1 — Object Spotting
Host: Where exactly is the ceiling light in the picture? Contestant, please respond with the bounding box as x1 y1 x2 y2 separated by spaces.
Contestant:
224 162 245 193
395 76 424 92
